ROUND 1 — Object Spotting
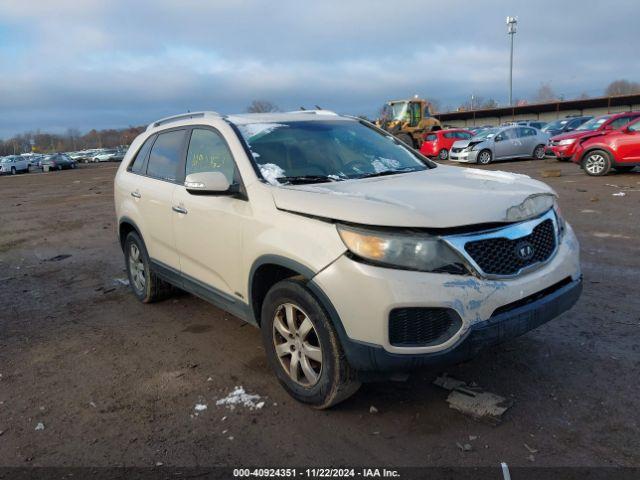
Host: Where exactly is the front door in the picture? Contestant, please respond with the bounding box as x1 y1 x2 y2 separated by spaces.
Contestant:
614 120 640 162
172 127 251 300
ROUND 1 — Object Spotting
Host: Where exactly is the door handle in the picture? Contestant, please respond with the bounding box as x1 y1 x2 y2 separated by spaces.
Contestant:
172 205 188 214
131 191 141 198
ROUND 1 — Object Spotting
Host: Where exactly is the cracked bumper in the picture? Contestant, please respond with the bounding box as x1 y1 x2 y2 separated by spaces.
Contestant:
311 224 581 371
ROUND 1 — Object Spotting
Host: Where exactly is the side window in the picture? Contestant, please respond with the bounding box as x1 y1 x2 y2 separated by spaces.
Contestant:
627 120 640 132
129 136 155 173
146 130 186 182
503 128 518 139
425 134 437 141
186 129 237 184
609 116 634 129
458 132 472 139
444 132 455 139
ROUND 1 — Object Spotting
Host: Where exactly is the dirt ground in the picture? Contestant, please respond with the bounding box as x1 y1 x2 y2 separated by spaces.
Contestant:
0 159 639 470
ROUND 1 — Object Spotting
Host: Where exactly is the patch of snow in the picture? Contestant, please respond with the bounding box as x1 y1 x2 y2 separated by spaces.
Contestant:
237 123 288 143
113 278 129 286
612 192 626 197
35 422 45 431
371 157 401 173
194 403 207 412
258 163 286 185
216 386 264 410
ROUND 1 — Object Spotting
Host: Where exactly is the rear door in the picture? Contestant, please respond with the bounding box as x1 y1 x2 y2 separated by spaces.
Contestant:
136 128 187 271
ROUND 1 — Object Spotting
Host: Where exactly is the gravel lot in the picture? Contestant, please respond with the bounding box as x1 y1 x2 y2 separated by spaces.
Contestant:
0 160 639 469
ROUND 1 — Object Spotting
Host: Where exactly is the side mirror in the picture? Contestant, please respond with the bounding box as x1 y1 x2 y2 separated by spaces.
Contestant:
494 135 503 142
184 172 236 195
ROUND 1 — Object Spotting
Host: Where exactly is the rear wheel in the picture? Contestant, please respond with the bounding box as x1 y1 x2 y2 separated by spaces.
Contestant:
396 133 414 148
582 150 611 176
10 167 16 175
124 231 173 303
533 144 546 160
477 149 492 165
438 148 449 161
261 279 360 409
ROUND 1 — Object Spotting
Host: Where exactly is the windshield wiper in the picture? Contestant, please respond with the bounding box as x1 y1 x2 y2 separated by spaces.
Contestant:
356 167 420 179
276 175 340 185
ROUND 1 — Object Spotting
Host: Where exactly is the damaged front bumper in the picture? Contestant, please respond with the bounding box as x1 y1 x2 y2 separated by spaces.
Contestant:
310 223 582 373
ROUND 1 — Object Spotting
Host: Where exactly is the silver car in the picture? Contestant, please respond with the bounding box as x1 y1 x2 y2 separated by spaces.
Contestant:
449 126 549 164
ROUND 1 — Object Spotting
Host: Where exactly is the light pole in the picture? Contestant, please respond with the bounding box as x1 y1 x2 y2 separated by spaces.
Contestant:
506 16 517 106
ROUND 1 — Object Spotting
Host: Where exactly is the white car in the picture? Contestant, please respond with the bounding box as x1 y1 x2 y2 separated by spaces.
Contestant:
0 155 30 174
114 111 582 408
92 149 125 162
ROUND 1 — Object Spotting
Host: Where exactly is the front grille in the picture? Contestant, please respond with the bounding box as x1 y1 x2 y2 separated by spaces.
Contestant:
451 147 463 153
389 308 462 347
464 219 556 276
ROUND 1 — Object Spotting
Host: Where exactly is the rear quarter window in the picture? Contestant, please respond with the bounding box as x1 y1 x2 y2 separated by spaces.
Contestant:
128 135 155 174
425 134 437 141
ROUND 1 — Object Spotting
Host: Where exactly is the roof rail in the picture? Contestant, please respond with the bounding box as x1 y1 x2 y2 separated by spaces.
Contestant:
286 109 338 116
147 111 220 130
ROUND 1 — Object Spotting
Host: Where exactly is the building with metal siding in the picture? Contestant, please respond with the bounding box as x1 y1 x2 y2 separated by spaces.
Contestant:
434 94 640 128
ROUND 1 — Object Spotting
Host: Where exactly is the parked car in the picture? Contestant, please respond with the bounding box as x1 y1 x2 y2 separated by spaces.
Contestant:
468 125 494 136
449 126 549 164
502 120 547 130
420 129 473 160
41 154 77 171
541 115 592 139
0 155 30 175
547 112 640 161
114 110 581 408
571 117 640 176
93 149 126 162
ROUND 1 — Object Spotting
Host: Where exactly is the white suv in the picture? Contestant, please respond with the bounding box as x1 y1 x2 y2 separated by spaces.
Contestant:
114 111 582 408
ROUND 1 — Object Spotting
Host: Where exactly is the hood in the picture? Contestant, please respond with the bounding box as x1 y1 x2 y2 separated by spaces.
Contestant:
551 130 593 141
451 139 486 149
271 165 555 228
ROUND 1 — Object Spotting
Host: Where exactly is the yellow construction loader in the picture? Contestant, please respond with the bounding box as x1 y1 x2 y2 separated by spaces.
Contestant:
376 97 442 148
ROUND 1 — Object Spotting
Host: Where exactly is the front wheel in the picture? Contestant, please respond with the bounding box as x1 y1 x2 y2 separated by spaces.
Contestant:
582 150 611 176
396 133 414 148
533 144 546 160
477 149 492 164
261 279 360 409
10 167 16 175
438 149 449 161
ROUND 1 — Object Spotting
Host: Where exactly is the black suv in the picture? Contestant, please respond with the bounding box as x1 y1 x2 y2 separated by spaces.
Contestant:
541 115 592 137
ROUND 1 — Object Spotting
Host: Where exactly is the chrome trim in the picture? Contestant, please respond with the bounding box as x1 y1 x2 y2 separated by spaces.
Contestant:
443 208 559 279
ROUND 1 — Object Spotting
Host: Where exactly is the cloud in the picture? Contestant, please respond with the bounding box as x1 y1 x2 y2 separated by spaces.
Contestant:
0 0 639 137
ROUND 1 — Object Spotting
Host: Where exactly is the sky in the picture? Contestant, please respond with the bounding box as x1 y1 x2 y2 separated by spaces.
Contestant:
0 0 639 139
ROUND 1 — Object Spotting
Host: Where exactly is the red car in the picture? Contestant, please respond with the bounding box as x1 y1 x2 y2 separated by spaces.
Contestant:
548 111 640 161
420 129 473 160
572 117 640 176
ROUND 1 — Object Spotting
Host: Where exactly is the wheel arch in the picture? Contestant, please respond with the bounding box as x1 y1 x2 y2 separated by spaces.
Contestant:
580 145 614 164
118 216 143 251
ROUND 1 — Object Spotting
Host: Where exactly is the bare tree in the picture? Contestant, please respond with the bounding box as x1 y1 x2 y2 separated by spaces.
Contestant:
605 79 640 96
576 92 591 100
534 83 558 102
246 100 280 113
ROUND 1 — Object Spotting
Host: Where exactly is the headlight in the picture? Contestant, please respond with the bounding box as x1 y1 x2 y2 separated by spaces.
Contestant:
336 224 469 274
553 199 566 238
558 138 576 146
463 143 479 152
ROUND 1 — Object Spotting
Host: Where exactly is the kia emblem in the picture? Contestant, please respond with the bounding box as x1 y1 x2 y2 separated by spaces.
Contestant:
516 241 535 261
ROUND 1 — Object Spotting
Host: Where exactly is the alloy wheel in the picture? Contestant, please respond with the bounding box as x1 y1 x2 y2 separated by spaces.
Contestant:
128 243 146 292
585 154 606 175
478 151 491 164
272 303 323 387
534 146 545 159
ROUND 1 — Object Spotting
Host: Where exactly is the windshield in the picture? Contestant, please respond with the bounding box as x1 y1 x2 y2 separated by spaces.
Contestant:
472 128 498 140
236 120 431 184
575 117 609 131
542 119 569 131
383 102 409 121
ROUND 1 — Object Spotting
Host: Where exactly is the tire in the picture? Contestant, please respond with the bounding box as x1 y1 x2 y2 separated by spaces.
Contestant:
438 149 449 161
533 144 546 160
396 133 414 148
124 231 173 303
477 149 492 165
614 165 635 173
261 279 360 409
582 150 612 176
10 167 16 175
